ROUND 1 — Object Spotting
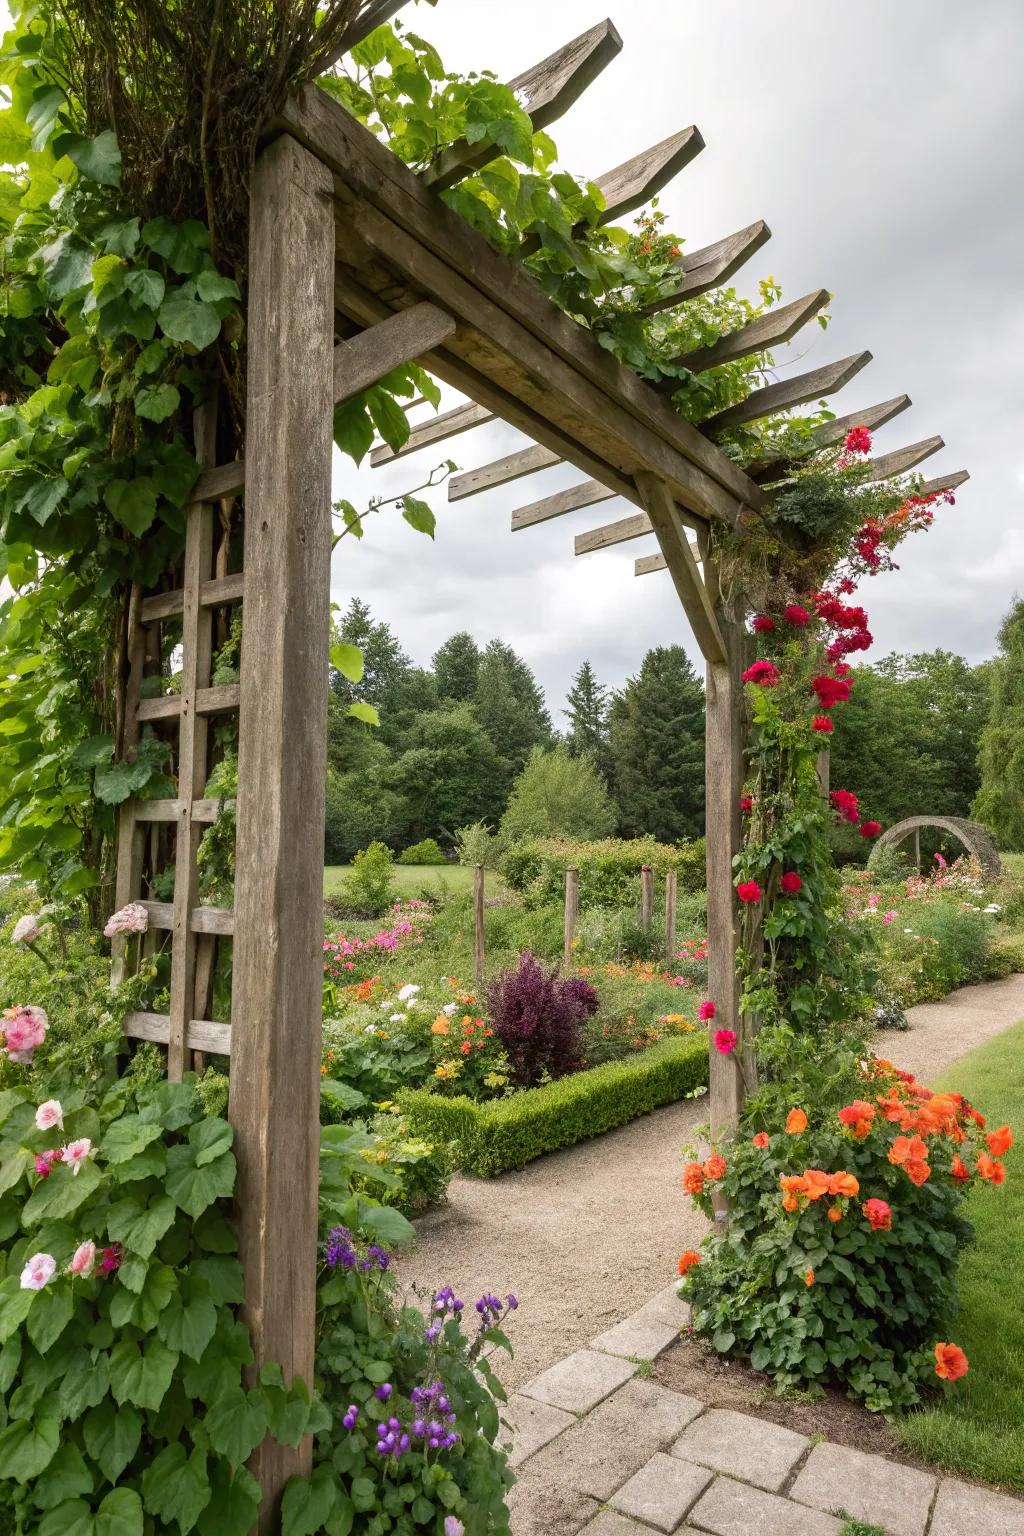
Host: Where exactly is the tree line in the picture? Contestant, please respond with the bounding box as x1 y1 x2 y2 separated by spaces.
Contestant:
325 596 1023 864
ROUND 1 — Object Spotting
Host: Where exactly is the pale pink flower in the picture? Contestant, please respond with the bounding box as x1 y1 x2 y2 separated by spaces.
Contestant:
35 1100 63 1133
20 1252 56 1290
883 910 897 925
444 1520 465 1536
1 1004 48 1063
64 1138 93 1175
68 1240 96 1278
11 914 42 945
103 902 149 939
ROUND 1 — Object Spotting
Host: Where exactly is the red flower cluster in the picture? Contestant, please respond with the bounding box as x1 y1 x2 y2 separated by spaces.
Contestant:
830 788 860 824
859 820 881 839
735 880 762 904
812 674 852 709
783 603 810 627
752 614 775 634
739 795 753 813
843 424 873 455
742 660 781 688
811 715 834 734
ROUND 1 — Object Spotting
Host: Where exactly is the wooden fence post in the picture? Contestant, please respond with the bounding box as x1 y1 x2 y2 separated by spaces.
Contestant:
229 132 335 1527
914 826 921 871
473 864 485 987
640 863 654 931
564 867 579 968
665 869 678 962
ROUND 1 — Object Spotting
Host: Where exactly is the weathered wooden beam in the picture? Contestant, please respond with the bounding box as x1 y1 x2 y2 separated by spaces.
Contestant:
745 393 912 481
704 351 872 435
865 435 943 482
231 133 334 1526
634 471 725 664
639 220 772 316
141 573 245 625
594 127 704 225
284 86 762 514
124 1009 232 1055
334 302 456 402
919 468 969 496
674 289 830 374
511 478 615 530
450 443 557 500
369 400 490 465
134 797 225 824
635 551 667 576
422 20 622 191
575 511 653 555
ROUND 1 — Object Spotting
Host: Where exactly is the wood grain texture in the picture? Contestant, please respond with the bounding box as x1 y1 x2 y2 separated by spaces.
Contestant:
473 865 485 988
370 401 492 465
639 220 771 315
574 511 654 554
141 571 245 624
674 289 830 374
511 478 615 530
422 20 622 191
703 351 872 435
123 1009 232 1055
634 550 668 577
134 797 225 824
865 435 943 482
594 127 704 225
333 302 455 403
745 393 912 481
634 472 725 663
918 468 969 495
280 85 762 513
640 865 654 932
194 459 245 501
564 867 578 968
451 444 559 501
230 133 335 1524
664 870 677 962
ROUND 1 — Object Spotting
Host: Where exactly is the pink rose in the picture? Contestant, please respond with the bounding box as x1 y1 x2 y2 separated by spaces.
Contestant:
35 1100 63 1133
69 1240 96 1278
103 901 149 939
20 1252 56 1290
11 915 42 945
64 1138 93 1175
2 1005 48 1063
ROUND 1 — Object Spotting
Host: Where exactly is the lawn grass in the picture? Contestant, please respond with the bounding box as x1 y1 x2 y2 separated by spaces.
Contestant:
893 1017 1024 1489
323 863 502 899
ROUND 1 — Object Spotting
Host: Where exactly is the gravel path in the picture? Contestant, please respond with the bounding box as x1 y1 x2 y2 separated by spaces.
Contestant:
400 972 1024 1390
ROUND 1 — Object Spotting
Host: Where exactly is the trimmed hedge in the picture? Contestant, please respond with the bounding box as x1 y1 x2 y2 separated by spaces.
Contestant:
500 835 706 908
399 1034 708 1177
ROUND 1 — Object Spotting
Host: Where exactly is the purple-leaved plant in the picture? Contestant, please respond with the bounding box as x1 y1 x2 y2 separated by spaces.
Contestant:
486 950 598 1086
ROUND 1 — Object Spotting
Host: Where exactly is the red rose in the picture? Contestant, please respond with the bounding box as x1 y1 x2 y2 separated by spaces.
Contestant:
739 795 753 812
830 789 860 824
783 603 810 627
812 674 852 709
859 821 881 839
811 716 834 734
752 615 775 633
780 871 802 894
742 660 781 687
736 880 762 904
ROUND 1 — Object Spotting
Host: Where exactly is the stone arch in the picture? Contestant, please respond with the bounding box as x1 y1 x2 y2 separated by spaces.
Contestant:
868 815 1002 880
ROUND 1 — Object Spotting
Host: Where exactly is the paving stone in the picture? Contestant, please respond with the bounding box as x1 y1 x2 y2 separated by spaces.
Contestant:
610 1451 714 1533
563 1379 705 1501
577 1513 651 1536
507 1465 600 1536
671 1408 809 1492
521 1349 637 1414
629 1281 688 1332
789 1442 936 1536
687 1476 843 1536
591 1317 681 1361
930 1477 1024 1535
502 1393 576 1469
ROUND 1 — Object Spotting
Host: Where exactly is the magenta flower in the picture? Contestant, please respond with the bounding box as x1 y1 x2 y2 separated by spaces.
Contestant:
713 1029 738 1056
698 1000 716 1022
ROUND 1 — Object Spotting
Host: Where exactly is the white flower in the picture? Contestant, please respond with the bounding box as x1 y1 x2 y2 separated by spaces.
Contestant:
35 1100 63 1133
379 1001 391 1010
396 984 420 1001
63 1138 93 1175
20 1253 56 1290
11 915 42 945
389 1013 404 1023
984 904 1001 914
364 1025 377 1034
904 928 914 934
103 902 148 939
442 1002 458 1016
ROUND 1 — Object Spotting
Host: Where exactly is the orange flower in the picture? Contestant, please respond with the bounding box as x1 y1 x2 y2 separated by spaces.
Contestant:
837 1100 876 1138
803 1169 832 1202
905 1159 931 1187
703 1154 727 1181
934 1342 968 1382
678 1250 701 1276
786 1108 808 1134
827 1203 843 1222
779 1174 808 1212
829 1172 860 1199
431 1018 450 1036
976 1152 1006 1185
804 1268 815 1287
682 1162 706 1196
752 1132 770 1149
460 1041 472 1056
986 1125 1013 1157
950 1154 970 1183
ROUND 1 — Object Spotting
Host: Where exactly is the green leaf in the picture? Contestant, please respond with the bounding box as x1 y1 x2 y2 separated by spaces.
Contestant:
95 1487 145 1536
165 1143 235 1217
15 474 68 527
365 386 410 453
189 1116 233 1167
26 1284 73 1352
103 476 159 536
33 1442 93 1510
195 270 240 303
109 1262 176 1330
54 129 122 186
347 701 380 727
22 1158 101 1224
0 1415 59 1482
83 1399 142 1483
101 1114 164 1165
356 1202 415 1247
281 1467 338 1536
197 1463 261 1536
134 383 180 423
109 1336 178 1411
38 1501 93 1536
70 734 114 769
37 234 93 301
60 1346 111 1418
142 217 210 274
400 494 436 539
142 1443 211 1534
205 1386 269 1465
158 1283 217 1361
96 217 141 257
93 758 156 806
333 399 374 464
107 1192 176 1257
158 290 222 350
330 643 364 684
27 85 64 153
0 1281 35 1348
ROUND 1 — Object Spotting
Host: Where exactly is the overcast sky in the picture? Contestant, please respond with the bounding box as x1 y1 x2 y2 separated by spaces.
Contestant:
331 0 1024 720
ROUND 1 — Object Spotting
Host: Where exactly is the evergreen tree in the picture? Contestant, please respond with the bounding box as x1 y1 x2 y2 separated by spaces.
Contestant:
973 600 1024 848
433 631 481 702
564 660 609 771
607 646 705 842
388 705 509 846
329 598 411 718
472 639 552 773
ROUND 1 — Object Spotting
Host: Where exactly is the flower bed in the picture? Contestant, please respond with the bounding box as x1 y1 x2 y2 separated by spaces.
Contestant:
400 1034 708 1177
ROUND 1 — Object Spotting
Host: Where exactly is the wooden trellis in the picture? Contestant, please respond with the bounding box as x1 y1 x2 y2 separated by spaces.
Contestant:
110 6 969 1525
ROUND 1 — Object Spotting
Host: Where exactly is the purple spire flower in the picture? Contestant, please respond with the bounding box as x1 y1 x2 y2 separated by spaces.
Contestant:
374 1382 393 1402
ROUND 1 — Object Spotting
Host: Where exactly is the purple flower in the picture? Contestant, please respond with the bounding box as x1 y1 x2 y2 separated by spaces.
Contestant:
324 1227 357 1270
444 1520 465 1536
425 1323 442 1343
342 1404 359 1430
506 1293 519 1309
374 1383 393 1402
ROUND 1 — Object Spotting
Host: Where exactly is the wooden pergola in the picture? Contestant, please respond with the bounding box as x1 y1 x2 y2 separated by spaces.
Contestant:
110 8 968 1525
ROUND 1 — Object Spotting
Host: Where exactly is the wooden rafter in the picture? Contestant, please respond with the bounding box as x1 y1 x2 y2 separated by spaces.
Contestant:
919 469 969 496
703 350 872 435
575 511 655 555
865 435 942 482
634 471 725 663
673 289 830 374
639 220 772 315
592 126 704 225
745 393 912 480
511 478 615 530
370 401 490 465
422 19 622 191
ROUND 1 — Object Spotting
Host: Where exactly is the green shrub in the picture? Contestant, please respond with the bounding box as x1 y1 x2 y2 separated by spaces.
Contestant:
455 820 499 869
400 1035 707 1176
341 841 396 917
501 835 705 908
397 837 446 866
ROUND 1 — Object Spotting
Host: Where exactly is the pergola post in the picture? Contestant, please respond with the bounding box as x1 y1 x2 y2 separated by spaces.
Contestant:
229 132 335 1524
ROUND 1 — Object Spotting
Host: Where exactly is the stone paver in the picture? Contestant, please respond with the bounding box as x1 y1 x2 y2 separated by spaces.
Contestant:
628 1281 687 1331
577 1513 649 1536
502 1393 576 1469
930 1477 1024 1535
687 1476 843 1536
592 1317 680 1361
521 1349 637 1414
672 1408 809 1492
789 1442 936 1536
564 1380 705 1502
610 1452 714 1533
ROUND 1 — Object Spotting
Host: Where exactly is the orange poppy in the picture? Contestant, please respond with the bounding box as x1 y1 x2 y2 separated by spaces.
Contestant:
904 1159 931 1187
986 1125 1013 1157
837 1100 876 1138
682 1162 705 1196
934 1342 968 1382
803 1170 832 1201
888 1134 928 1168
431 1018 450 1036
976 1152 1006 1185
863 1198 892 1231
950 1154 970 1183
786 1108 808 1134
752 1132 770 1149
829 1172 860 1199
678 1250 700 1276
703 1154 727 1181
